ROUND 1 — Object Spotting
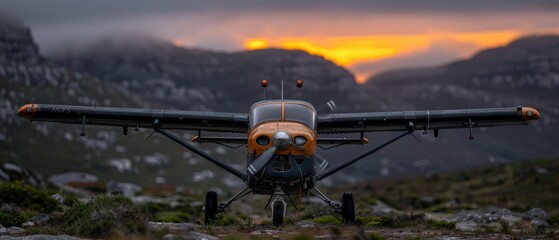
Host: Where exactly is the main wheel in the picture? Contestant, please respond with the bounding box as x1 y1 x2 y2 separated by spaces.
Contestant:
341 192 355 223
272 204 284 226
204 191 218 225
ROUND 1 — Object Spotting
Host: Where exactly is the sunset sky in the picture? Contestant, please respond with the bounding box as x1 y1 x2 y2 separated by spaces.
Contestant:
3 0 559 83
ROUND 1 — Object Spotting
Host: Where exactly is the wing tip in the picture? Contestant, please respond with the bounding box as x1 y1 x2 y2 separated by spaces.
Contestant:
521 107 541 121
18 104 37 120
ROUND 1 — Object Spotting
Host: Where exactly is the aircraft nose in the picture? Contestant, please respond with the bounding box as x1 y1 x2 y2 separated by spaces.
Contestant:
272 131 291 149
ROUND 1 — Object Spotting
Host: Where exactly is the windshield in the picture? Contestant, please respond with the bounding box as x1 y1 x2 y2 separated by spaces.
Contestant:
284 103 315 128
249 102 316 128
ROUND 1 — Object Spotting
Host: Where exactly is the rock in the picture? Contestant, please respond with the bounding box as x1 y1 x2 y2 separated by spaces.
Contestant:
178 231 217 240
148 222 198 234
0 235 84 239
250 230 283 235
162 234 179 240
28 214 51 225
370 200 399 215
525 208 549 220
297 220 317 228
530 219 550 232
6 227 25 235
21 222 35 228
51 193 65 204
0 224 7 235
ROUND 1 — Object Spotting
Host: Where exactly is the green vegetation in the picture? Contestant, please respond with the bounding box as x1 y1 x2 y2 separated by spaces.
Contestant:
548 214 559 227
0 203 28 227
426 219 455 230
0 181 59 213
349 159 559 212
205 213 242 226
154 211 192 223
61 196 150 237
311 215 342 225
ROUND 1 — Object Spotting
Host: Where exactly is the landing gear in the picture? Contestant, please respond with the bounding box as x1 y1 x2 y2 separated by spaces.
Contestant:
204 191 218 224
309 187 357 224
341 192 355 223
272 204 285 226
204 187 252 225
270 187 287 226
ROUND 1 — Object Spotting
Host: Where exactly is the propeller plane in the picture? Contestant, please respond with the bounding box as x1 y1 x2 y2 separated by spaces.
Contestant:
17 80 541 225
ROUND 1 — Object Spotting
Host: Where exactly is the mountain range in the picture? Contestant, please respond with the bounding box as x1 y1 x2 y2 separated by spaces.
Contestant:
1 18 557 187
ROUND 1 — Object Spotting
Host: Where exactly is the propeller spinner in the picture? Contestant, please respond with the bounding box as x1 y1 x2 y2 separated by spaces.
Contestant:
248 131 291 175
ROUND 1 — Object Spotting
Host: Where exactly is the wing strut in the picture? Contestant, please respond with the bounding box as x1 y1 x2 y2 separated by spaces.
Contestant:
156 126 248 182
316 124 414 181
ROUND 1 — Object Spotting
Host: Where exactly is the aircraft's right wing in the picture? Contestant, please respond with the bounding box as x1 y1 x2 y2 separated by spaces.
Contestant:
316 106 541 134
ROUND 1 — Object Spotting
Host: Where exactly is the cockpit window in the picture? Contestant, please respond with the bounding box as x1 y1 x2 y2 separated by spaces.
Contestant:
285 104 315 128
249 102 316 129
249 104 282 127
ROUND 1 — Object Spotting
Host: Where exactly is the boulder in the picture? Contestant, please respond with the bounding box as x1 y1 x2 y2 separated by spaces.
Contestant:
525 208 549 220
0 224 7 235
21 222 34 228
6 227 25 235
28 214 51 225
178 232 217 240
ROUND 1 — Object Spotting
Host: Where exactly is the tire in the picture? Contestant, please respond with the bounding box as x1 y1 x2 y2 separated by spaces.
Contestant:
272 204 284 226
204 191 218 225
341 192 355 223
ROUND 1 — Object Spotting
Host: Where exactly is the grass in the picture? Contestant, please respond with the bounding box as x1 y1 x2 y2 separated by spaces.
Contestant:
311 215 342 225
154 211 192 223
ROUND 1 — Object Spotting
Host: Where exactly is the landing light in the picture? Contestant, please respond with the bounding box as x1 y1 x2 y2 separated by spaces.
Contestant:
294 136 307 146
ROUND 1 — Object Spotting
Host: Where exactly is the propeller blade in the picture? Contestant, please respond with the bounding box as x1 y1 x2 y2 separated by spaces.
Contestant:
247 146 277 175
314 153 330 170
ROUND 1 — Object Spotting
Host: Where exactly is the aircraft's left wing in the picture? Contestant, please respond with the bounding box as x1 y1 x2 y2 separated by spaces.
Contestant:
316 106 540 134
18 104 248 133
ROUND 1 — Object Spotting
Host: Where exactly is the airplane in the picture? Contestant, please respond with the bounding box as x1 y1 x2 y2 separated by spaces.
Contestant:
17 80 541 225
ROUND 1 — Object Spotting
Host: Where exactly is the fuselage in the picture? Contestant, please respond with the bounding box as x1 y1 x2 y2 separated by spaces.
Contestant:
246 100 318 194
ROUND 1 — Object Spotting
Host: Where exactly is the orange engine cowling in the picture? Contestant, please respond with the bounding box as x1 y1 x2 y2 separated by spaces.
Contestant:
247 122 316 157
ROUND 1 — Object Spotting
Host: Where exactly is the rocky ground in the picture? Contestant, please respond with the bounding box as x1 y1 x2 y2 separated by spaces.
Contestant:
1 205 557 239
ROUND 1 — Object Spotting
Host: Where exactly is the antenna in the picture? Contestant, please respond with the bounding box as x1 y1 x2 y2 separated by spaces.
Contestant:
281 80 284 100
261 80 268 99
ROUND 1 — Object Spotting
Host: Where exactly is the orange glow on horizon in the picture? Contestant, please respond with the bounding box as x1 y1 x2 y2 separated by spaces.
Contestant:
243 30 528 83
245 39 269 49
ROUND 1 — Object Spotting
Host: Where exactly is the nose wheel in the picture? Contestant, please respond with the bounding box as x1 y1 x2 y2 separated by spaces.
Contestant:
270 188 287 226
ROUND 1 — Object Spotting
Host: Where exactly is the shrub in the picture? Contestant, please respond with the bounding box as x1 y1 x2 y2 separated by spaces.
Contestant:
154 211 191 223
0 203 27 227
61 196 149 238
548 214 559 227
0 181 59 213
311 215 342 225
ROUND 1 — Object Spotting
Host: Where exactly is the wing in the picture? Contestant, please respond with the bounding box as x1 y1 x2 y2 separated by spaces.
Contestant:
18 103 248 133
317 106 541 134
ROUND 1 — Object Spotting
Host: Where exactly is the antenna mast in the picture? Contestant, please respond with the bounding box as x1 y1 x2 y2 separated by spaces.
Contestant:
281 80 284 100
